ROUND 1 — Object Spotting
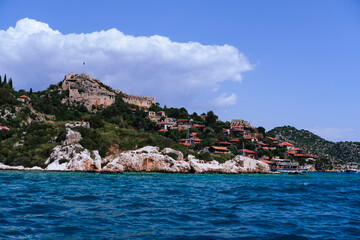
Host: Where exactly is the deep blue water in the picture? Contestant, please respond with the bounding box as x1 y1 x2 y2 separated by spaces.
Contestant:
0 171 359 240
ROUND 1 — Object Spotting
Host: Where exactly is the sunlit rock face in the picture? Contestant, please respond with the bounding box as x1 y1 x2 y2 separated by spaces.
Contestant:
103 146 190 173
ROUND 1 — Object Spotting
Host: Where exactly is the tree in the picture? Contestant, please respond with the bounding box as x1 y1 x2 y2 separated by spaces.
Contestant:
0 75 2 86
205 111 218 126
8 78 13 89
3 74 6 84
257 126 266 137
30 88 33 94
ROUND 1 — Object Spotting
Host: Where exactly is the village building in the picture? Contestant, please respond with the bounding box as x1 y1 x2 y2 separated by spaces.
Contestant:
230 126 246 138
278 141 295 150
240 149 256 158
257 142 269 149
222 128 230 136
157 122 174 131
229 139 240 145
148 111 157 121
0 126 10 132
209 146 230 154
179 137 202 147
193 124 206 131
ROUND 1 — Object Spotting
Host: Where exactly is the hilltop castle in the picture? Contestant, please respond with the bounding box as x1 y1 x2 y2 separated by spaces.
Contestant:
61 72 155 110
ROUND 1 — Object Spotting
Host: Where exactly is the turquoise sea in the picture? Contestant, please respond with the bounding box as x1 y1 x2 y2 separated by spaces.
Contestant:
0 171 359 240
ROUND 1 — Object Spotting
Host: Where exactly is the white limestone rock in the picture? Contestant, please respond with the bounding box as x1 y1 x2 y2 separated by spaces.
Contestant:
63 128 82 145
161 148 184 160
104 146 190 173
45 144 102 172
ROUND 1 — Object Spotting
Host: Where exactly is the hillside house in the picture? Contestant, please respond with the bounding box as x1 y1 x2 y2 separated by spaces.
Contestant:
257 142 269 149
229 139 240 145
239 149 256 158
148 111 157 121
278 141 294 150
157 122 173 131
18 95 31 105
0 126 10 132
209 146 230 154
230 126 245 138
193 124 206 131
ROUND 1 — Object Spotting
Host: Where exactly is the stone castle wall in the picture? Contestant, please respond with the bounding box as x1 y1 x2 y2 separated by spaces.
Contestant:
123 94 155 109
62 72 155 110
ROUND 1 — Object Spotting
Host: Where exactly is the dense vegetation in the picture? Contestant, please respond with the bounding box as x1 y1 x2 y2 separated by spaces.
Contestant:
267 126 360 168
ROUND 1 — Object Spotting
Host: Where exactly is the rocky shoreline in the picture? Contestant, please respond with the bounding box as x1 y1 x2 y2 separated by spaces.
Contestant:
0 128 270 174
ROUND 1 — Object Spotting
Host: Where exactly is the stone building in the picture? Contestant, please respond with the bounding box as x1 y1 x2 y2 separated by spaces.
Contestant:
122 93 155 109
62 72 116 111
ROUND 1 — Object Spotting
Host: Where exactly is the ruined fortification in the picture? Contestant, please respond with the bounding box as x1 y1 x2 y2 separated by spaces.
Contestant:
62 72 116 111
61 72 155 110
122 93 155 109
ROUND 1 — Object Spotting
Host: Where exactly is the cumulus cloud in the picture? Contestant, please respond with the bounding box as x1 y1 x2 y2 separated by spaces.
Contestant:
0 18 252 108
208 92 237 108
310 126 355 141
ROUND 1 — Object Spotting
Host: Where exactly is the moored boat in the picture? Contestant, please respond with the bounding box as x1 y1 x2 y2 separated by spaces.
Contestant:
270 159 308 174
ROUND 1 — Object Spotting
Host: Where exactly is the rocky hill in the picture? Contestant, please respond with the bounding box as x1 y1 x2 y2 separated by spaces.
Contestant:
267 126 360 167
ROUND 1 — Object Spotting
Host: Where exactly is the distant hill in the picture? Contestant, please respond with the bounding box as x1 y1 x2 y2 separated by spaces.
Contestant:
267 126 360 167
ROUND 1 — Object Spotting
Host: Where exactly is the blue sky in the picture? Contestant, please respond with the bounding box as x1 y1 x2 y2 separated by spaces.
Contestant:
0 0 359 142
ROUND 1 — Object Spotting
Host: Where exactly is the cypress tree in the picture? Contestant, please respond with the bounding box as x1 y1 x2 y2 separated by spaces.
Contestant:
30 88 33 94
9 78 13 89
0 75 2 86
4 74 7 84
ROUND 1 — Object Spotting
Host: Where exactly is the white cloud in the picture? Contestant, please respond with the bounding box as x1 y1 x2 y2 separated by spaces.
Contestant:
310 126 355 141
208 92 237 108
0 18 252 108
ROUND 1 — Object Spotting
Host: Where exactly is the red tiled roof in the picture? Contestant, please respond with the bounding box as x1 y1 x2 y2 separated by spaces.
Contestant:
179 139 188 142
211 146 229 151
0 126 10 131
158 129 168 132
245 137 253 140
278 142 294 147
181 143 191 146
261 160 272 164
258 142 268 146
295 154 307 157
157 122 172 125
177 119 189 122
266 137 277 141
192 137 202 142
244 149 256 154
232 129 245 132
191 132 198 136
291 148 302 151
286 151 295 155
20 95 28 98
130 108 137 111
218 141 231 145
229 139 240 142
193 124 206 128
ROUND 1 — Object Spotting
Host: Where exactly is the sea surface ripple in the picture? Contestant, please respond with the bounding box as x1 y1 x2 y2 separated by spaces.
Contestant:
0 171 359 240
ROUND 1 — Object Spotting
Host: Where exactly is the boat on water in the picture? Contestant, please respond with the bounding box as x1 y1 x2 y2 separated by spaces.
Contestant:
270 159 308 174
345 169 359 174
345 162 359 174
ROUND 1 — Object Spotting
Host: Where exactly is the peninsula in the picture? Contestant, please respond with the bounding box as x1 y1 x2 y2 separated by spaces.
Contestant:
0 73 359 173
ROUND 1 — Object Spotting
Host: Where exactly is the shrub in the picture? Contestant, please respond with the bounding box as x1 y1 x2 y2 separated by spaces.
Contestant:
166 152 178 160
